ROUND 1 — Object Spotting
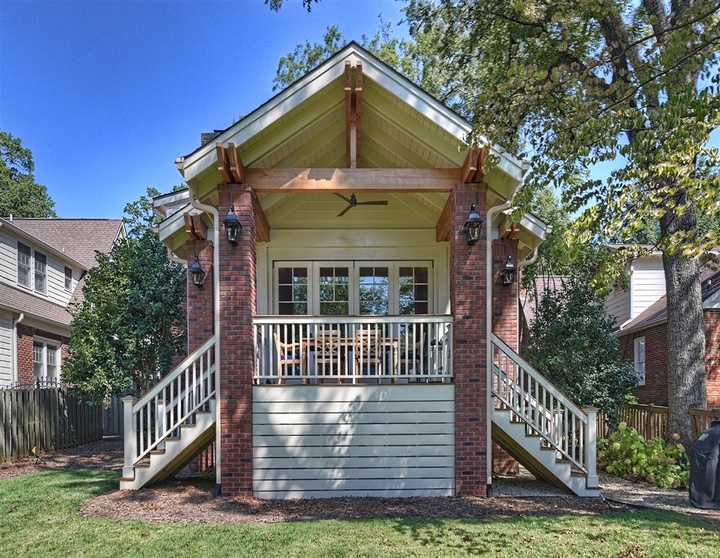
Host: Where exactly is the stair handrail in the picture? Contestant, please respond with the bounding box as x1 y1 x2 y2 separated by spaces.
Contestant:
123 335 217 475
490 333 597 485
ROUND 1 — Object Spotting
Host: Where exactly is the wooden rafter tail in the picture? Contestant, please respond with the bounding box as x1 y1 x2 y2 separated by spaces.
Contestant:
461 147 480 183
215 142 233 183
344 61 353 169
227 143 245 183
190 214 207 240
499 214 520 239
354 62 363 167
183 214 199 240
471 146 485 183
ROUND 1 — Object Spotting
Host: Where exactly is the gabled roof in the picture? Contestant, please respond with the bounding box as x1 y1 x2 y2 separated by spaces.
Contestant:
176 42 527 202
8 218 125 269
619 267 720 334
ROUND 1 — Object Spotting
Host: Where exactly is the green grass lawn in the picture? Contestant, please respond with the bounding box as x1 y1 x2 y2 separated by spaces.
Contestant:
1 470 718 558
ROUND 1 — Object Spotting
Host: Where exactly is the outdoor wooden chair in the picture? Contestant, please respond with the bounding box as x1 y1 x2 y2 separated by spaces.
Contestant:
354 328 384 380
315 328 345 381
273 332 306 384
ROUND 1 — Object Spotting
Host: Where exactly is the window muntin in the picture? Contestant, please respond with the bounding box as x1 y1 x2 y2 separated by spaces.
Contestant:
277 267 308 315
634 337 646 386
358 266 389 315
17 242 31 287
33 339 60 382
319 267 349 315
34 252 47 293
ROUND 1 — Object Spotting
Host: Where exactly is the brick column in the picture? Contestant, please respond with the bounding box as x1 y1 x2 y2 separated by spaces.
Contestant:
451 183 488 497
186 239 214 353
217 183 256 497
491 238 520 475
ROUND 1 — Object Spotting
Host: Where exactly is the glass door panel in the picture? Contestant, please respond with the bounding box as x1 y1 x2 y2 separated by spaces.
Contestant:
319 266 350 315
399 266 429 315
277 266 308 315
358 266 389 315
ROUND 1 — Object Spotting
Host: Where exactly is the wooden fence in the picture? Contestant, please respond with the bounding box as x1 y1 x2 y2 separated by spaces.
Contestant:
599 404 720 443
0 387 104 463
103 396 123 437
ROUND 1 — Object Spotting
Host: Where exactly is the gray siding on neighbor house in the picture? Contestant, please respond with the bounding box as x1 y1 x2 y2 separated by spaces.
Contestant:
0 310 13 387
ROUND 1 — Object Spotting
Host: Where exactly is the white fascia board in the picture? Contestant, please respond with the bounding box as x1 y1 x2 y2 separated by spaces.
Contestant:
153 189 190 218
157 204 192 243
705 289 720 309
180 55 347 185
519 212 549 243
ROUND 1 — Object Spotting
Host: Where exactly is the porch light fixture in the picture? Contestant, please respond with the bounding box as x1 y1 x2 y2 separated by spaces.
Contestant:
463 203 483 246
502 255 516 286
223 204 241 246
189 256 205 288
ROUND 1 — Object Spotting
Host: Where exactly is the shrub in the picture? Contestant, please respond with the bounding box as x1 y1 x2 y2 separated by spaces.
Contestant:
597 422 689 489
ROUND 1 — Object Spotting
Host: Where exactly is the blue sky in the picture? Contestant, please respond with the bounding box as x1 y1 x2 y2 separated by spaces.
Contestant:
0 0 407 218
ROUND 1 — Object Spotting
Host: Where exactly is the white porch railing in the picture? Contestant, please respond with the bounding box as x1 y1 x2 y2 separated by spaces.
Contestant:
122 336 216 476
254 315 453 384
490 334 598 484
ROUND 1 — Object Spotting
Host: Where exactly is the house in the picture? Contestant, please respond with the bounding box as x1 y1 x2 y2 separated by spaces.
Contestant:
614 266 720 409
0 217 125 388
120 43 601 499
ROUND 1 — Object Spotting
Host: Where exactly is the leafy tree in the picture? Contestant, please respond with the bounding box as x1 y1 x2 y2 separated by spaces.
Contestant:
524 276 638 424
63 188 186 405
0 131 56 218
401 0 720 448
266 0 317 11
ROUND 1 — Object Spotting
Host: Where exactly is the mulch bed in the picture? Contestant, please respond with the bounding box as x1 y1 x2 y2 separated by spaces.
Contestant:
2 439 629 524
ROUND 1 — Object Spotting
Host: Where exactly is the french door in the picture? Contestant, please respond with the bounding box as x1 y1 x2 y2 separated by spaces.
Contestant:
274 261 431 315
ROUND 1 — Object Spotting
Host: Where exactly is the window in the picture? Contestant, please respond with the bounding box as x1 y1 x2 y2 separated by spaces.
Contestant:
358 266 389 315
33 339 60 383
319 267 349 315
399 266 429 315
634 337 646 386
34 251 47 293
277 267 308 315
17 242 31 287
65 267 73 291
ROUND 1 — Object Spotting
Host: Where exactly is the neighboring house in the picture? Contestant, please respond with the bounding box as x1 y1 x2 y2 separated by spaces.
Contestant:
0 217 125 387
121 43 602 500
614 266 720 409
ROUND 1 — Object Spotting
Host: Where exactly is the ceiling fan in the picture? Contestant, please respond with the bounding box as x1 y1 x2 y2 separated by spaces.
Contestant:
334 193 388 217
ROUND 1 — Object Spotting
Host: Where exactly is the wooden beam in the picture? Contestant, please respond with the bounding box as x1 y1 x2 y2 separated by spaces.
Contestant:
471 147 486 183
190 214 207 240
345 61 353 169
246 168 459 192
227 143 245 183
216 142 233 183
435 195 453 242
499 213 520 239
183 214 199 240
355 62 363 168
461 148 479 183
251 189 271 243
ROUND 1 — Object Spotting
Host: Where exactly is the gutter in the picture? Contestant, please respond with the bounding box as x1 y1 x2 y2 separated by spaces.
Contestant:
187 195 222 491
485 199 512 497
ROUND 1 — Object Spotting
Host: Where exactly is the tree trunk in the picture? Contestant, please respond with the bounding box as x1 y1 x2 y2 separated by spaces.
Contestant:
661 198 707 449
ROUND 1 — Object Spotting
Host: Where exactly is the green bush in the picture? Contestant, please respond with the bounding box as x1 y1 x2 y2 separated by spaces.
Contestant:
597 422 689 489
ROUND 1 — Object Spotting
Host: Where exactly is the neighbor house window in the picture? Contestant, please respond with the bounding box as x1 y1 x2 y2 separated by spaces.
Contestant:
65 266 73 291
634 337 646 386
17 242 31 288
33 339 60 384
34 252 47 293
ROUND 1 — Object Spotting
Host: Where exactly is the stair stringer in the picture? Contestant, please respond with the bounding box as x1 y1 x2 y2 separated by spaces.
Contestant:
492 407 600 497
120 399 216 490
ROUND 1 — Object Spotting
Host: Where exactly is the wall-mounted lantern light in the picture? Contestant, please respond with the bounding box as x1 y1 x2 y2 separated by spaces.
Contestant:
503 255 516 286
189 256 205 288
223 204 241 246
463 203 483 246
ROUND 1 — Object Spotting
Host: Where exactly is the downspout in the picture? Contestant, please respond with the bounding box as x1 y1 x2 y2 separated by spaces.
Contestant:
165 245 188 266
485 200 512 497
12 313 25 385
187 196 222 492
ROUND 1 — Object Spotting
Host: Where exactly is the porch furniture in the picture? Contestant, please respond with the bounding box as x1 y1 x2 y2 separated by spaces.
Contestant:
315 328 345 380
273 332 306 384
396 331 427 378
354 328 385 379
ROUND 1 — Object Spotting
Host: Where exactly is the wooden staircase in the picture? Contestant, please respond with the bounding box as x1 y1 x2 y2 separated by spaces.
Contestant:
120 336 217 490
490 334 600 497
